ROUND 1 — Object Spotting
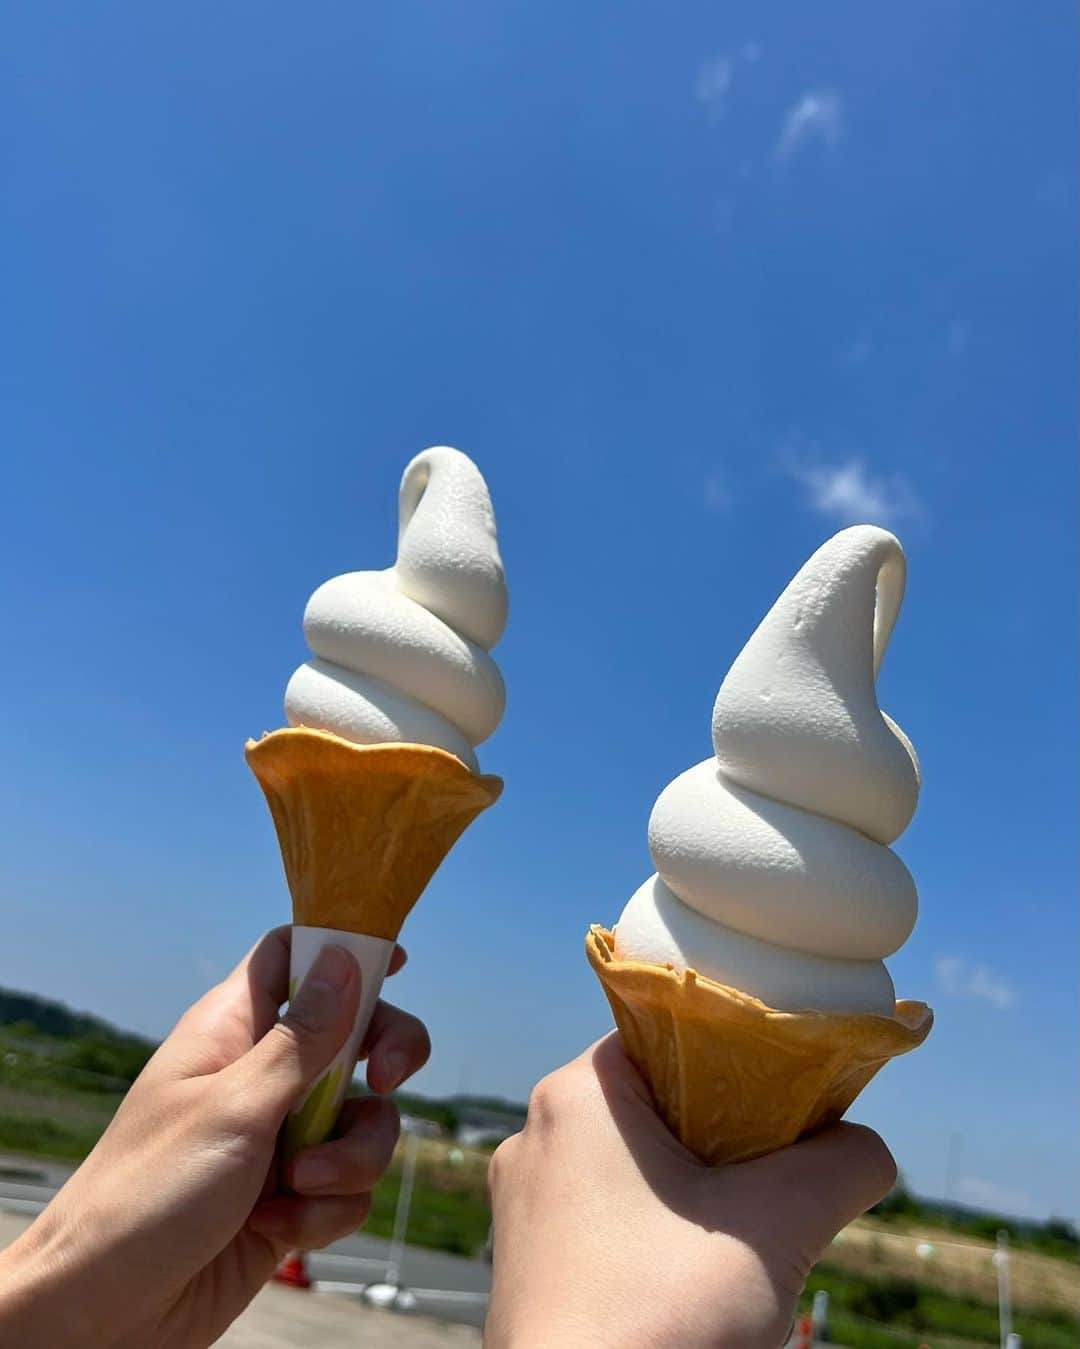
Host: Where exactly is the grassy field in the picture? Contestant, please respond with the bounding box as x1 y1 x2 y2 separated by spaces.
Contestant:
798 1260 1079 1349
833 1216 1079 1317
0 1035 124 1160
364 1136 493 1256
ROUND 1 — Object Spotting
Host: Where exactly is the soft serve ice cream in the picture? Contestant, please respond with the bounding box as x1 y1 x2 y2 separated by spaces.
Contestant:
285 446 507 773
614 526 920 1016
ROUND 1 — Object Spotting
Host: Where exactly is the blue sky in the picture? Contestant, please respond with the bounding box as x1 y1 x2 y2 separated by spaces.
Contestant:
2 4 1075 1220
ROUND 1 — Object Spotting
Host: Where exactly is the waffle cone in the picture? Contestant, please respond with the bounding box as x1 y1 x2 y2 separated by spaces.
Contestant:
246 728 502 939
586 926 932 1166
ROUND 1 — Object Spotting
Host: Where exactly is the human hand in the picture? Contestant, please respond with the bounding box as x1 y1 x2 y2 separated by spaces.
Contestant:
0 926 430 1349
486 1034 896 1349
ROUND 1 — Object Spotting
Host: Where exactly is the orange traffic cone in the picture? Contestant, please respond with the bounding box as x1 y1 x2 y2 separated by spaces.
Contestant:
271 1249 311 1289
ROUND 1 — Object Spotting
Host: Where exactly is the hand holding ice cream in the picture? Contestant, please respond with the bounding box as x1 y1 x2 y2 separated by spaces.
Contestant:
247 447 507 1155
590 526 932 1164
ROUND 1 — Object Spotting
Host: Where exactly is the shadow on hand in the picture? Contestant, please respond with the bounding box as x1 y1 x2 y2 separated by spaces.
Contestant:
588 1031 830 1310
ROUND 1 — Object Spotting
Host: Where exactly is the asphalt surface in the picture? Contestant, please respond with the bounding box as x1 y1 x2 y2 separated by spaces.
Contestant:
0 1153 490 1330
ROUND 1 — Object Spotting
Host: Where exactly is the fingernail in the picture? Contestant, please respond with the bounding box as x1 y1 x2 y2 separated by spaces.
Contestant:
289 947 356 1032
377 1051 408 1093
293 1155 338 1192
307 945 354 995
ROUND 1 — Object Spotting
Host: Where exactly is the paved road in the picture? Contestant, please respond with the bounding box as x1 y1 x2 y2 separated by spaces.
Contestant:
0 1153 490 1330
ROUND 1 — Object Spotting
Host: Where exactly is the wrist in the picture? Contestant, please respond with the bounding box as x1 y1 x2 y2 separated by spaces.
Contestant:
0 1213 70 1346
0 1197 125 1348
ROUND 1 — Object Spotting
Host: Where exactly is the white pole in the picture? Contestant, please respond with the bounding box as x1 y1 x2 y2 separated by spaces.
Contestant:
811 1289 829 1344
385 1130 420 1288
1005 1335 1022 1349
995 1229 1012 1349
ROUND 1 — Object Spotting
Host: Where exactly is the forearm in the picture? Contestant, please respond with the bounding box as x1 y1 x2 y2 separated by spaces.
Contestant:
0 1211 79 1347
0 1201 136 1349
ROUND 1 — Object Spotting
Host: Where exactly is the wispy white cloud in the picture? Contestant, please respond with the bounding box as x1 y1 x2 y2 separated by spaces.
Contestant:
785 456 924 526
704 468 734 513
695 43 762 121
936 956 1015 1011
775 91 844 162
954 1175 1033 1216
695 56 733 118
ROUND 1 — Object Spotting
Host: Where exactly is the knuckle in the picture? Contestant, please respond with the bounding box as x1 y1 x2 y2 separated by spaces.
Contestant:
411 1018 433 1066
857 1127 898 1196
526 1064 592 1133
486 1135 518 1201
525 1074 562 1129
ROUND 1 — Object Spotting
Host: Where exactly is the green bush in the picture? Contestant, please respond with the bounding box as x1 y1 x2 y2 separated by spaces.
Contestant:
58 1038 153 1086
848 1277 920 1323
0 1113 105 1161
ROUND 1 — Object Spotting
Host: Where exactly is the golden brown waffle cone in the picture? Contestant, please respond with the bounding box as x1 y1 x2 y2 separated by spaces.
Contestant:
246 727 502 940
587 925 932 1166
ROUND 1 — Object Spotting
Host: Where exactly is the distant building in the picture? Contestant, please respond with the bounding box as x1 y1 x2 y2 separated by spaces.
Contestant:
399 1113 442 1138
455 1105 524 1147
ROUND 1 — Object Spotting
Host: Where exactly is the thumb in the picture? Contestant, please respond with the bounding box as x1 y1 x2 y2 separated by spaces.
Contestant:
236 943 361 1118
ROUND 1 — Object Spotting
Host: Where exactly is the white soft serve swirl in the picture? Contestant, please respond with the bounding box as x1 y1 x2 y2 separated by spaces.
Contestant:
284 447 507 773
614 526 920 1015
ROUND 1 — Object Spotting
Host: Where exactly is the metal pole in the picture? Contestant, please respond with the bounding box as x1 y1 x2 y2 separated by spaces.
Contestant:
811 1289 829 1345
944 1131 961 1205
385 1130 420 1288
995 1229 1012 1349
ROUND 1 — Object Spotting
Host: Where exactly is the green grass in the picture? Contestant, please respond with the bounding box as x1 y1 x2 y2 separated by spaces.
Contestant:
363 1142 492 1257
801 1264 1079 1349
0 1111 109 1161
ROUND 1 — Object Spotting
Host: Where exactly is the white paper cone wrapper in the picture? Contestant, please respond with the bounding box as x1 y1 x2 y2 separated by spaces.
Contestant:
283 925 394 1158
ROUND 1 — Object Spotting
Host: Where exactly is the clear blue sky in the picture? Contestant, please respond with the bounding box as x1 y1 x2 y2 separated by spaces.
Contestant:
2 3 1075 1220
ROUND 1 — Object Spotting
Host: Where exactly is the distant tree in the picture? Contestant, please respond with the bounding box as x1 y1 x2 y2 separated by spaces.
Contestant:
870 1173 924 1220
1044 1217 1079 1246
849 1276 920 1322
60 1038 153 1086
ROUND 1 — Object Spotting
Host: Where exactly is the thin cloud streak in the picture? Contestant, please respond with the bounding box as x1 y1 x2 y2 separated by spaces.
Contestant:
936 956 1015 1011
785 456 924 526
695 43 761 121
776 91 843 162
703 468 734 513
695 56 733 118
